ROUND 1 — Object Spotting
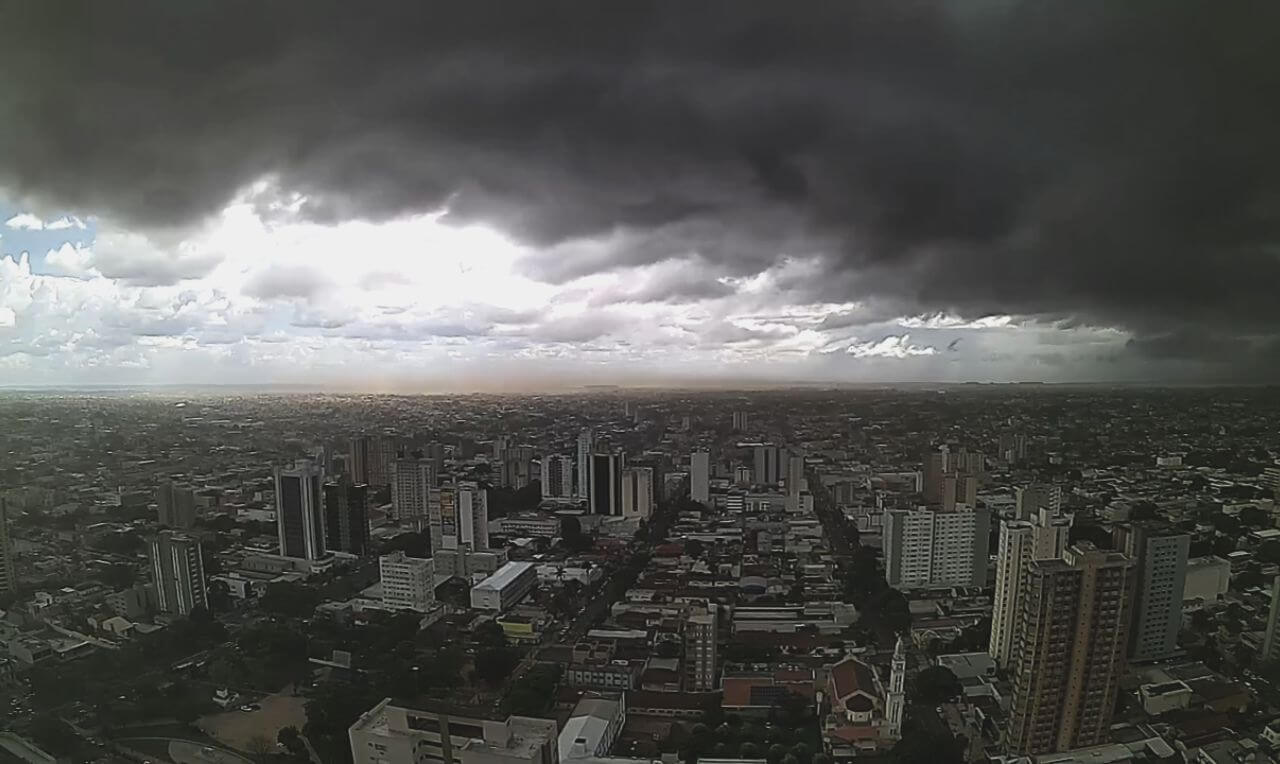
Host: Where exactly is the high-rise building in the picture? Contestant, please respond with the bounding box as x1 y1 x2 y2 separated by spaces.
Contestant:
349 436 372 485
989 508 1073 667
324 481 371 556
379 552 435 611
732 411 750 431
373 436 400 488
156 481 197 529
621 467 654 520
786 453 806 496
882 504 991 589
0 498 16 596
753 445 781 486
942 473 979 512
1263 577 1280 663
576 430 594 499
1119 523 1189 662
430 482 490 551
275 460 327 561
590 452 623 516
541 454 574 501
1006 543 1135 756
922 446 950 504
391 458 434 523
146 531 207 616
1016 483 1063 520
999 431 1029 464
690 450 710 505
685 605 718 691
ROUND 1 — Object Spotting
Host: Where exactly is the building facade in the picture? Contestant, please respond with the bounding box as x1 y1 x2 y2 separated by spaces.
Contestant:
684 605 718 691
576 430 593 499
1016 483 1064 520
156 481 197 529
391 458 435 523
324 481 371 556
0 498 15 595
379 552 435 611
431 482 490 552
471 562 538 612
1006 543 1135 756
147 531 207 616
882 505 991 589
348 699 558 764
690 450 710 505
989 508 1073 667
621 467 654 520
589 452 623 516
1121 523 1189 662
275 460 327 560
753 445 781 486
540 454 574 501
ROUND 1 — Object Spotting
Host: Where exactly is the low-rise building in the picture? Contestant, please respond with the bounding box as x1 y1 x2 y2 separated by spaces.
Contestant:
471 562 538 612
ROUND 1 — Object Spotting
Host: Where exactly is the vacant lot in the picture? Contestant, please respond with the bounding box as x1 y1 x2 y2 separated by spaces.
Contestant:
197 691 307 752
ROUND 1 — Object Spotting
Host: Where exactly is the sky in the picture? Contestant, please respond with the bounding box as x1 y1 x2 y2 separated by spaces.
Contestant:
1 2 1279 389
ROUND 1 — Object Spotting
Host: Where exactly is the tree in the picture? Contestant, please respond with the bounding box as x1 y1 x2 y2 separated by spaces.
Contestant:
259 581 323 617
740 742 762 759
208 579 233 612
656 640 681 659
1259 540 1280 564
560 516 593 552
685 538 705 558
474 621 508 649
1241 506 1270 529
1130 501 1159 521
1190 609 1213 630
475 647 519 685
246 734 275 764
767 743 788 764
96 563 138 590
914 666 963 706
890 728 964 764
278 725 306 757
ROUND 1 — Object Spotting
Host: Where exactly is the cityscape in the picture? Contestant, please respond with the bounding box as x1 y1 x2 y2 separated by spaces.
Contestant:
4 3 1280 764
0 387 1279 764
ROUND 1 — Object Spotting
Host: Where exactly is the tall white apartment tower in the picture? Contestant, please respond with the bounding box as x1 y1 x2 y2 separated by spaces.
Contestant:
431 482 490 552
391 458 435 523
989 507 1073 667
622 467 655 519
541 454 574 501
576 430 594 499
147 531 207 616
685 604 718 691
882 504 991 589
690 450 710 505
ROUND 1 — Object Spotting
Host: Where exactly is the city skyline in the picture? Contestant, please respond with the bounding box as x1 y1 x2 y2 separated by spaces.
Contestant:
3 4 1280 387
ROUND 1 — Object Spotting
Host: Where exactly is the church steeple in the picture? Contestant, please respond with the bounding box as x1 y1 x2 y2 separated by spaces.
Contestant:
886 635 906 739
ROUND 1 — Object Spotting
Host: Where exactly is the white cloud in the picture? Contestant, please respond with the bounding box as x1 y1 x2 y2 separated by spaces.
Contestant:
846 334 938 358
46 215 87 231
5 213 45 230
898 313 1014 330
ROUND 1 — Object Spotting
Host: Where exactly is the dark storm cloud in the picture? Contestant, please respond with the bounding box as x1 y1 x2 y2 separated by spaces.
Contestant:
3 1 1280 374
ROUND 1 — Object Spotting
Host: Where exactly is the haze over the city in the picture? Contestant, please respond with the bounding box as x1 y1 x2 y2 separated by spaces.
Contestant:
2 2 1279 388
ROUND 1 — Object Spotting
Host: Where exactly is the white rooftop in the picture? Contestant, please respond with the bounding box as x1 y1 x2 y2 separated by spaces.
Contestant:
474 561 535 592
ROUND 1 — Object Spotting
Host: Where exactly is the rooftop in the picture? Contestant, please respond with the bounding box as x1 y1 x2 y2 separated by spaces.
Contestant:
475 561 536 592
